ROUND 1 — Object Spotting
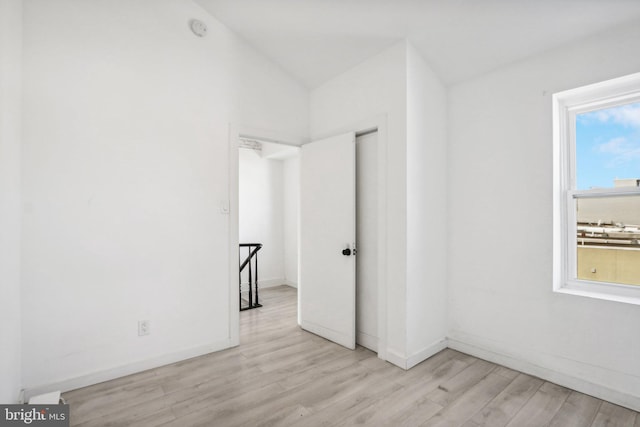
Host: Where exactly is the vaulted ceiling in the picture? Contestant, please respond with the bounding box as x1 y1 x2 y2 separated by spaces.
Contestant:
196 0 640 88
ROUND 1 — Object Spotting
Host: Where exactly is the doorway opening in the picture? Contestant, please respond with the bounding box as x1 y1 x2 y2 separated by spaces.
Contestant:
238 138 300 312
228 121 387 361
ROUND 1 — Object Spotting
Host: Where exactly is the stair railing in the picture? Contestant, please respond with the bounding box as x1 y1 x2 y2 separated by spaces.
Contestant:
239 243 263 311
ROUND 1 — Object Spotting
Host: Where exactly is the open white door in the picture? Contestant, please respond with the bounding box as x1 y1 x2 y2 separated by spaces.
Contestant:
299 132 356 349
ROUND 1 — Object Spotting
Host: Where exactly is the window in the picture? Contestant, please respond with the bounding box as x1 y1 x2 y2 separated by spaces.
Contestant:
553 72 640 305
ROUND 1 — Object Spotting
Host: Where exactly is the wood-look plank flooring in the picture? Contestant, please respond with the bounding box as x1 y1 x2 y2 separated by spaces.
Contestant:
63 285 640 426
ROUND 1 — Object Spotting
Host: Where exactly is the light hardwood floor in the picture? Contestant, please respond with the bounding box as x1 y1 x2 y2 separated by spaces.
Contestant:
64 285 640 426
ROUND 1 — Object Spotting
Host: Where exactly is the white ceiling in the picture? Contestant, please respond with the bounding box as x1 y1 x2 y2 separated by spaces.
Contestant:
196 0 640 88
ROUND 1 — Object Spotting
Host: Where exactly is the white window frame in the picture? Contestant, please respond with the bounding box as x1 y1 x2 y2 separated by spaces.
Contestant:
553 72 640 305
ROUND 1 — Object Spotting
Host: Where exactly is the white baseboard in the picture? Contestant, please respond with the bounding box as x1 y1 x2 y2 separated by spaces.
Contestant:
241 278 296 289
357 331 378 352
384 339 448 370
385 348 408 370
407 339 448 370
448 332 640 412
283 280 297 288
23 325 639 413
259 278 286 288
23 339 233 401
241 278 287 289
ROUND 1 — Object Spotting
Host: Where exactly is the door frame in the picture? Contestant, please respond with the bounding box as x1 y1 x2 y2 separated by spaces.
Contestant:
227 116 388 362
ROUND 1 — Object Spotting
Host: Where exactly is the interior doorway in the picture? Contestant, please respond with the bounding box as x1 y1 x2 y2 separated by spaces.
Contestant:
237 138 300 310
228 122 387 360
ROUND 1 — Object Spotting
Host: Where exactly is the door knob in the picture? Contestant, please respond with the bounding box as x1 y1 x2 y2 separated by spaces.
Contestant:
342 248 351 256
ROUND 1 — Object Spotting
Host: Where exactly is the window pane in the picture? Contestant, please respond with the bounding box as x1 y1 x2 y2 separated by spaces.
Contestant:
576 101 640 190
576 195 640 286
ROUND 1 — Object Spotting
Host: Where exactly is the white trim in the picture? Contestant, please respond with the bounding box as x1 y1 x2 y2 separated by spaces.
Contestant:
570 187 640 198
238 134 302 148
406 339 449 370
357 331 378 352
235 124 309 147
384 339 448 370
556 281 640 305
448 333 640 412
239 278 289 289
375 117 389 363
556 71 640 108
22 340 232 401
552 72 640 304
283 280 297 288
228 124 240 347
385 348 409 370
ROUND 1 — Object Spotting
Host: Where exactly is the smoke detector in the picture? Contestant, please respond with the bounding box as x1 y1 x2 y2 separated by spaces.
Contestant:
189 19 207 37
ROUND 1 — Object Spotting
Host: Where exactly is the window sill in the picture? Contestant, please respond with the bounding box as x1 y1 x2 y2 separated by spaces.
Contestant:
555 280 640 306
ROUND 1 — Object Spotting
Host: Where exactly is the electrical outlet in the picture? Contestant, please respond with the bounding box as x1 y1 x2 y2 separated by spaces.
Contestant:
138 320 150 336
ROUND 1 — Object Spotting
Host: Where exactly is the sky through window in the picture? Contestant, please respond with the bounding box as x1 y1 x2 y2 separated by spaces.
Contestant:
576 101 640 190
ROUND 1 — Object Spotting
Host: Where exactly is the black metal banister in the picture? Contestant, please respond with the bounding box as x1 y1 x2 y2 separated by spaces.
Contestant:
239 244 262 272
239 243 263 311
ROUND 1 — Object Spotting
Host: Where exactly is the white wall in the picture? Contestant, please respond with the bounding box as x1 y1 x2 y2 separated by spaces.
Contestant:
448 20 640 410
239 148 285 287
311 41 449 367
0 0 22 404
21 0 308 394
311 41 408 364
283 156 299 287
405 44 448 363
